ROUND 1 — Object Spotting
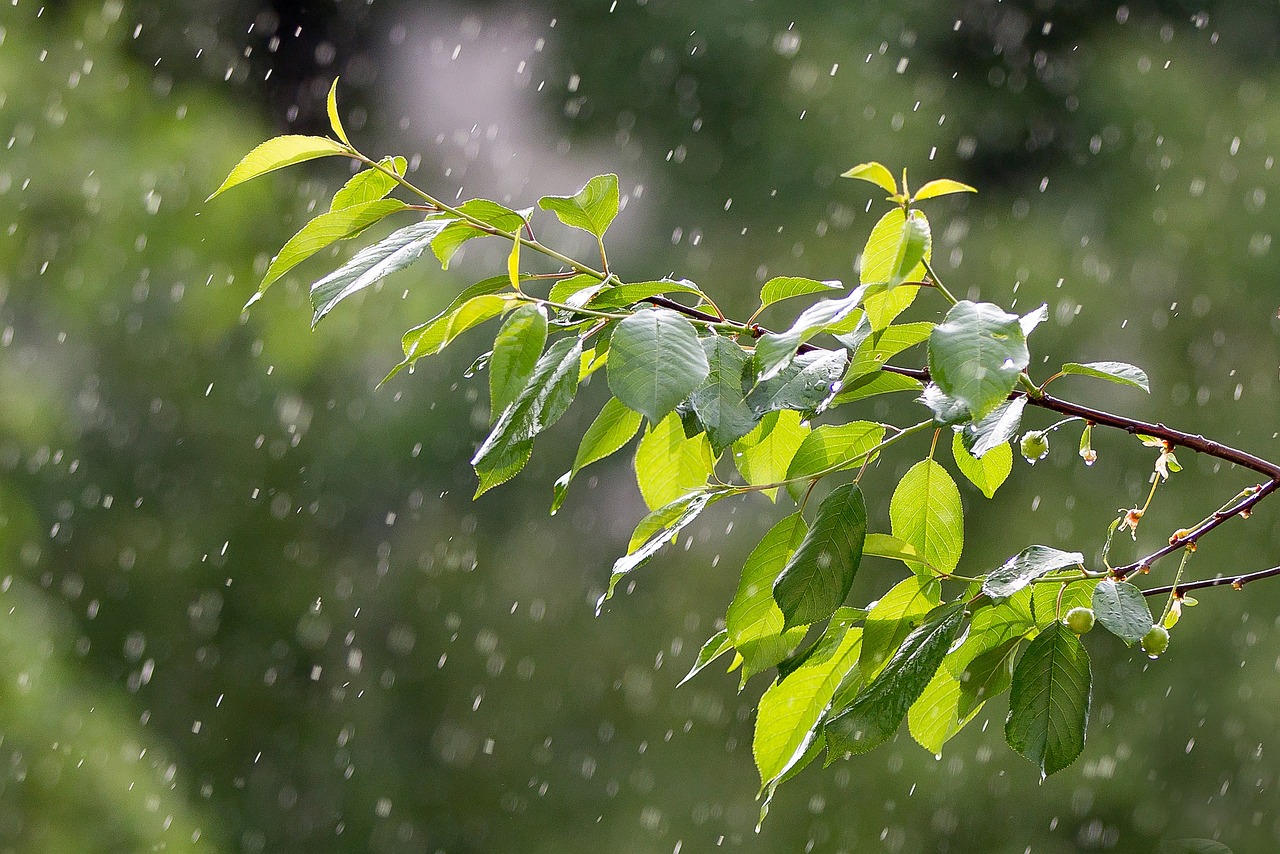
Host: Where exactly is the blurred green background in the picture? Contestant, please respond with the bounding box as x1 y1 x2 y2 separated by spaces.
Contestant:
2 1 1280 851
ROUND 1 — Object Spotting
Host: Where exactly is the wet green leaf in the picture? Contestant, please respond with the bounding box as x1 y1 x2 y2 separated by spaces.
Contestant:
608 309 709 423
983 545 1084 599
951 430 1012 499
1092 578 1153 645
727 514 810 681
773 484 867 629
1060 361 1151 393
489 304 549 420
928 300 1029 421
1005 622 1091 775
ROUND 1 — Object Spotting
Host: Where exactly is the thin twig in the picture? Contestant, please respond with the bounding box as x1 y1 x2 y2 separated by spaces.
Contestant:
1142 564 1280 597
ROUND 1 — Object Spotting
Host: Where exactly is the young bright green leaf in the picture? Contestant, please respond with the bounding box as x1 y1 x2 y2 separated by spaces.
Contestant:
830 370 922 407
538 173 620 238
1032 579 1099 629
489 304 549 421
431 199 529 269
911 178 977 202
588 278 705 309
1091 578 1154 645
386 293 513 384
678 629 734 687
547 273 603 305
889 210 931 289
773 483 867 630
983 545 1085 599
959 396 1027 458
862 284 921 332
746 349 848 416
862 533 924 566
258 198 408 295
1060 361 1151 393
757 277 844 311
841 162 897 195
784 421 885 502
860 207 931 292
326 78 351 146
1005 622 1091 776
889 459 964 576
951 430 1012 499
908 635 1017 754
754 624 862 789
330 157 406 210
859 576 942 682
607 308 709 424
634 412 715 511
688 336 758 453
928 300 1030 420
207 134 350 201
825 603 965 758
755 292 865 381
732 411 810 502
842 322 934 381
551 397 644 515
309 217 453 326
727 514 809 681
472 336 582 494
604 492 720 606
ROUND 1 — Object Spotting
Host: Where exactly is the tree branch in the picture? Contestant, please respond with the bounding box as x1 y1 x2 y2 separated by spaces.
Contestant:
1141 564 1280 597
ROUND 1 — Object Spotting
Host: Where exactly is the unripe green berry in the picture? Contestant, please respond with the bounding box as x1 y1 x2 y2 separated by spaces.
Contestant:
1020 430 1050 464
1063 606 1095 635
1140 624 1170 658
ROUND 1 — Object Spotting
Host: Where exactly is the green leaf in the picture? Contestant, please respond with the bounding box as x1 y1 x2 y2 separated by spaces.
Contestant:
746 349 848 415
257 199 408 295
471 336 582 496
889 460 964 576
947 594 1035 679
928 300 1030 420
547 273 603 305
757 277 844 311
330 157 406 210
860 208 930 288
773 484 867 630
950 430 1012 499
841 162 897 195
431 199 529 269
983 545 1085 600
830 370 922 406
958 397 1027 458
387 293 514 383
954 637 1020 717
489 304 549 421
1060 361 1151 393
908 635 1017 754
727 514 809 681
826 603 965 757
911 178 977 202
754 624 862 789
607 309 709 424
732 411 810 502
551 397 644 514
755 292 865 381
678 629 734 687
1091 578 1153 645
207 134 350 201
634 412 715 511
889 211 931 288
1032 579 1099 628
863 284 922 332
604 492 720 606
688 336 758 453
588 278 705 309
1020 303 1049 337
326 78 351 146
784 421 885 503
859 576 942 682
842 322 933 381
917 383 971 426
473 438 532 498
862 533 924 566
538 174 620 237
309 217 452 326
1005 622 1091 776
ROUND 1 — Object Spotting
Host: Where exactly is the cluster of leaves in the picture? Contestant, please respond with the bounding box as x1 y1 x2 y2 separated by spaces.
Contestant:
210 83 1236 812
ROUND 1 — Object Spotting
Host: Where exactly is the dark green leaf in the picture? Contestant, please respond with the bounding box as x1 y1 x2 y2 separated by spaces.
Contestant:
825 603 965 757
889 459 963 576
746 349 848 415
784 421 885 502
1060 361 1151 393
1005 622 1091 775
983 545 1084 599
1091 578 1153 645
757 277 843 310
330 157 405 210
773 484 867 629
727 514 809 681
208 134 350 201
859 576 942 681
928 300 1030 420
688 336 758 453
959 396 1027 458
255 199 408 296
472 438 532 498
489 304 549 421
678 629 734 687
538 174 619 237
950 430 1012 499
607 309 709 423
309 217 453 326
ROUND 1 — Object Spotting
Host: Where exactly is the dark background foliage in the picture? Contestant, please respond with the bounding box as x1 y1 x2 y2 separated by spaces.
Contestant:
2 1 1279 851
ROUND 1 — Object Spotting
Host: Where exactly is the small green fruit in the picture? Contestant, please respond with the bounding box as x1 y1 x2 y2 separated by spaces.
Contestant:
1140 624 1170 658
1020 430 1050 464
1063 606 1095 635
